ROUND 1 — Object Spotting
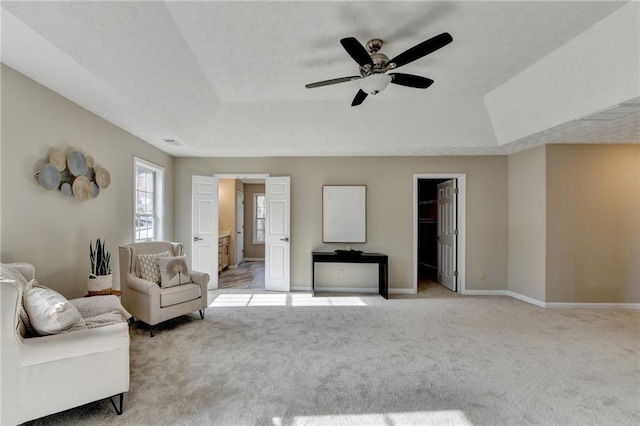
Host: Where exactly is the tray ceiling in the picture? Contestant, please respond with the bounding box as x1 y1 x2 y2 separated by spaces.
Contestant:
2 1 638 156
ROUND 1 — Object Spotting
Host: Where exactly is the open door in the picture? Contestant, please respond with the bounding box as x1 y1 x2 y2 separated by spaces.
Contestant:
265 176 290 292
437 179 457 292
236 191 244 265
192 175 218 290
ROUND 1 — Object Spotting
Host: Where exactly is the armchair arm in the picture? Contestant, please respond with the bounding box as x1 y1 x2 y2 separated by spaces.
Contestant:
190 271 210 308
190 271 210 287
126 275 161 297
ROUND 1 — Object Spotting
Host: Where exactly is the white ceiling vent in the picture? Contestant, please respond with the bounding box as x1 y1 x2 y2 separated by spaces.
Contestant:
162 138 183 147
579 103 640 121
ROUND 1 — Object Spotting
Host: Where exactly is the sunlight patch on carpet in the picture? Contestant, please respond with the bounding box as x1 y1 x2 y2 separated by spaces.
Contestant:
272 410 473 425
209 293 367 307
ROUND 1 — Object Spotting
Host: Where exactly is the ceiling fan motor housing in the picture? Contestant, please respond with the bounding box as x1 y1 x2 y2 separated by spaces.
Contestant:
359 52 391 77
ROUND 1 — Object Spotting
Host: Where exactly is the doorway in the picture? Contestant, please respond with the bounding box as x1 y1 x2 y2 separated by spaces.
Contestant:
413 174 466 294
219 179 263 289
191 174 291 292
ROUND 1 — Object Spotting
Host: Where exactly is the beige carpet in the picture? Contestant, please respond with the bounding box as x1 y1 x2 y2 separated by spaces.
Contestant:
24 286 639 426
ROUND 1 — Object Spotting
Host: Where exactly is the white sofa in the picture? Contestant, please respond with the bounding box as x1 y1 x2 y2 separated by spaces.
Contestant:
0 263 130 425
119 241 209 337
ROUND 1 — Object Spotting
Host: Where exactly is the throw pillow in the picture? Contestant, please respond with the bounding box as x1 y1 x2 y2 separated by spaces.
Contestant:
158 256 192 288
24 280 87 335
137 251 171 284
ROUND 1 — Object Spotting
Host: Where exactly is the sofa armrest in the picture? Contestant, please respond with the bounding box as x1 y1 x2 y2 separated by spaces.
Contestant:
21 322 129 367
127 275 160 297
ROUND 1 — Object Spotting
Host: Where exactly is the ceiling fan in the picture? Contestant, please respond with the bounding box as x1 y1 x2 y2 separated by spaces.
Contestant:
305 32 453 106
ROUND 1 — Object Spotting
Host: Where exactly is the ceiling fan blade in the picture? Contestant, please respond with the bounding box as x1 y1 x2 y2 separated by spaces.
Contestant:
351 89 368 106
390 73 434 89
305 76 362 89
340 37 374 67
388 32 453 68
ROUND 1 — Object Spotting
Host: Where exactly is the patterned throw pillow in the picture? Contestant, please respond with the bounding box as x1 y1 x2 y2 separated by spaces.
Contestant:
137 251 171 284
158 256 192 288
24 280 87 335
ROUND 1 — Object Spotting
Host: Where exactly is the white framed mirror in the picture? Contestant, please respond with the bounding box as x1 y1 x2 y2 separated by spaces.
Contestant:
322 185 366 243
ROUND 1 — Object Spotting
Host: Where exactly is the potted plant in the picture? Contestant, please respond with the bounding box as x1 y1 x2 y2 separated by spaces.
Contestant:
88 238 112 295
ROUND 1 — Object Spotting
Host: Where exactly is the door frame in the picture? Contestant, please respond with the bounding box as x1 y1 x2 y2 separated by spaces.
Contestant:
413 173 466 294
212 173 269 268
235 190 245 266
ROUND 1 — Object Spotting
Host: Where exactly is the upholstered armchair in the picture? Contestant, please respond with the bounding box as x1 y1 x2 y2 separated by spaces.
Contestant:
119 241 209 336
0 263 130 425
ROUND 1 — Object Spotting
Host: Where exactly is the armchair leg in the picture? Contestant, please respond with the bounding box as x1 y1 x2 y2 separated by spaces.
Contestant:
149 325 156 337
199 309 205 319
110 393 124 415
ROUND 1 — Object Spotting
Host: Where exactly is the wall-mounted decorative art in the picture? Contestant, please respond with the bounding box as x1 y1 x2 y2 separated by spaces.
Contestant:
322 185 367 243
35 150 110 201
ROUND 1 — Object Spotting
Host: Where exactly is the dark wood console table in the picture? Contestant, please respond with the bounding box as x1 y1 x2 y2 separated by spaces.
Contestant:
311 252 388 299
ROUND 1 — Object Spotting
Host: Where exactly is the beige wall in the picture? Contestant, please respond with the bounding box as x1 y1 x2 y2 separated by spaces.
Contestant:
507 145 547 301
218 178 235 235
0 65 174 298
546 144 640 303
175 156 509 291
243 184 266 259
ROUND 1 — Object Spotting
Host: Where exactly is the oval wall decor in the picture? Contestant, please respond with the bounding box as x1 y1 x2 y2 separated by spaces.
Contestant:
37 163 61 190
35 149 111 201
72 176 92 201
67 151 88 177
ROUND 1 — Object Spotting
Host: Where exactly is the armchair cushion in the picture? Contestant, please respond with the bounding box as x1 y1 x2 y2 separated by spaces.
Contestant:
160 283 201 308
137 251 171 284
158 255 192 288
24 280 87 336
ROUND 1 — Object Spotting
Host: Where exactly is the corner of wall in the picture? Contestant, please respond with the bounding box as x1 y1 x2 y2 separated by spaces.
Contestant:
507 145 547 302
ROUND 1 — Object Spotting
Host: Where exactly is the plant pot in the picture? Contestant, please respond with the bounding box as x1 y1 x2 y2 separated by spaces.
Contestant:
88 273 113 295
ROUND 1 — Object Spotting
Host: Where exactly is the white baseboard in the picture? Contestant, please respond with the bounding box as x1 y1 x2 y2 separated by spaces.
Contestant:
314 286 378 294
462 290 509 296
291 287 413 295
466 289 639 309
243 258 264 262
294 286 639 309
389 288 416 294
545 302 640 310
505 291 546 308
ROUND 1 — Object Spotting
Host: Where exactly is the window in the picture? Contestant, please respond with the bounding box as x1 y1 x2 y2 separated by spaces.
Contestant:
134 158 164 242
253 193 266 244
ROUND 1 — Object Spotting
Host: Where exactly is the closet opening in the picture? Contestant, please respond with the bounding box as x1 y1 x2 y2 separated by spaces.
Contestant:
413 174 466 294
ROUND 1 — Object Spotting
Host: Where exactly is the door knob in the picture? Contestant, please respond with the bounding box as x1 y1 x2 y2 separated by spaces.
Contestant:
280 237 289 242
194 236 203 241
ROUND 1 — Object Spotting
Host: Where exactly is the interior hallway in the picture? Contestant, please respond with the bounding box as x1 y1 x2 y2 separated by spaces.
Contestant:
217 261 264 290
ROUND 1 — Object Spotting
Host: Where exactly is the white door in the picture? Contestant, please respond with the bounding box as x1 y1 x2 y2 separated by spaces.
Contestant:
236 191 244 265
265 176 290 291
192 175 218 290
437 179 457 292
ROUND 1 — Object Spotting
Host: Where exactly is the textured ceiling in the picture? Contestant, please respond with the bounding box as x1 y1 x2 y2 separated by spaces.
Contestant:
1 1 638 157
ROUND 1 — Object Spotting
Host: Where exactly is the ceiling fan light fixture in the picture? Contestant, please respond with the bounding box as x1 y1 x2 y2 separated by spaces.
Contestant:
359 74 391 95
